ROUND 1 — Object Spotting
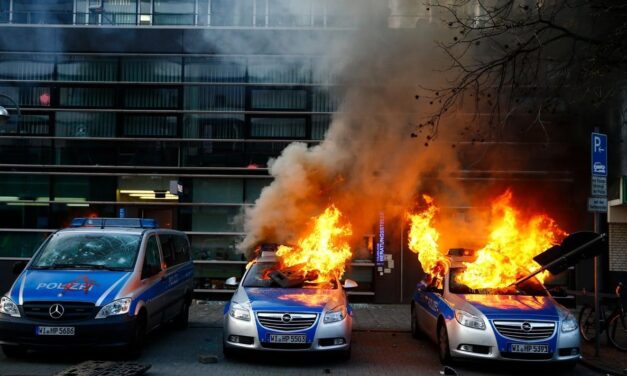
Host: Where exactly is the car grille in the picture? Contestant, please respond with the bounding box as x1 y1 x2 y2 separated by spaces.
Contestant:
22 301 97 321
256 312 318 332
493 320 556 341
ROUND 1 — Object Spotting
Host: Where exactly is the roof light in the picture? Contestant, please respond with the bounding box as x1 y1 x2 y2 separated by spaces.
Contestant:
69 217 158 229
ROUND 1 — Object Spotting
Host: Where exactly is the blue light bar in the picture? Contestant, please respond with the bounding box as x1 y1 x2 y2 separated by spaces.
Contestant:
69 217 158 229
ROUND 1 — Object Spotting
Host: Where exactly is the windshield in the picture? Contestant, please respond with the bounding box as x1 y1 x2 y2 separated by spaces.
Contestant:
30 232 141 271
448 268 548 296
242 262 337 289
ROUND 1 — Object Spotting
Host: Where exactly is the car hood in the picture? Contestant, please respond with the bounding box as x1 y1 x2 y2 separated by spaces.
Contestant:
10 269 132 305
459 294 560 320
242 287 343 312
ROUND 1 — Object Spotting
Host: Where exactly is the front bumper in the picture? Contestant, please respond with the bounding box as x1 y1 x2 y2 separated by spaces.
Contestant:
446 319 580 362
0 313 136 349
223 312 352 352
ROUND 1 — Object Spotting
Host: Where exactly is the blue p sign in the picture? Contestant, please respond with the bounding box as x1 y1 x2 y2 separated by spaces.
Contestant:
591 133 607 177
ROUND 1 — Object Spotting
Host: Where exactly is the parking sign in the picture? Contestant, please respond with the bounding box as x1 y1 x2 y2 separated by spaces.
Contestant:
591 133 607 177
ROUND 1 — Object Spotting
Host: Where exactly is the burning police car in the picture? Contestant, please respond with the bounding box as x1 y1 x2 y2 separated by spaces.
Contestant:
411 249 580 368
223 248 356 358
0 218 193 358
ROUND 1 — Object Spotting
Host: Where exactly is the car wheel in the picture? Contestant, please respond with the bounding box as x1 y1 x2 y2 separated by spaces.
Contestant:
126 315 146 359
174 299 190 330
437 323 452 365
411 305 421 339
1 345 27 358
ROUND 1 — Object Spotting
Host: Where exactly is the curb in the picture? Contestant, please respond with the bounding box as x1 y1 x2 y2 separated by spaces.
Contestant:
580 357 624 376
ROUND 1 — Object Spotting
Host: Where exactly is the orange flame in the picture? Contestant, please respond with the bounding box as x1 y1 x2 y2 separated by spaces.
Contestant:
407 195 449 280
407 190 567 290
276 205 353 283
456 190 567 289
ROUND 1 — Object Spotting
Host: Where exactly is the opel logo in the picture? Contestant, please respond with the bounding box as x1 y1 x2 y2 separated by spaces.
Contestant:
281 314 292 323
521 322 532 332
49 304 64 319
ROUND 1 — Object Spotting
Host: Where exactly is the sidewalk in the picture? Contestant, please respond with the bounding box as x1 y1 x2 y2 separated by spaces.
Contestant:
580 336 627 375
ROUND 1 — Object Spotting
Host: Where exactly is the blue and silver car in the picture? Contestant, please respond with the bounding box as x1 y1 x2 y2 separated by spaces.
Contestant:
0 218 194 358
223 249 356 358
411 249 580 368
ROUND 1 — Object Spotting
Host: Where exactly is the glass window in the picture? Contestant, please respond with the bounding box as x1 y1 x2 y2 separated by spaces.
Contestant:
154 0 195 25
0 175 49 201
124 88 178 109
0 0 9 23
250 88 308 110
311 115 330 140
191 206 242 232
57 57 118 82
12 0 73 25
312 89 340 112
248 56 311 84
60 87 115 107
250 117 307 138
30 232 141 270
159 234 176 267
121 58 182 82
184 86 245 110
173 235 191 264
0 231 49 258
123 115 177 137
183 114 245 139
101 0 138 25
142 235 162 279
184 57 246 82
244 178 271 203
0 55 54 80
19 115 50 135
209 0 253 26
0 86 52 107
189 234 242 261
267 0 313 27
55 112 116 137
193 178 243 203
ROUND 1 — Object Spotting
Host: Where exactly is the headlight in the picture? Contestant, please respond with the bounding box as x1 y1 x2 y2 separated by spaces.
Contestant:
561 313 578 333
95 298 132 319
229 302 251 321
0 296 20 318
324 305 347 324
455 309 486 330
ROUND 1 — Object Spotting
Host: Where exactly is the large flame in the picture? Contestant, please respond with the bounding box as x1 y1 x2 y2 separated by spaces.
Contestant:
407 194 450 279
407 190 567 290
276 205 353 283
456 190 567 289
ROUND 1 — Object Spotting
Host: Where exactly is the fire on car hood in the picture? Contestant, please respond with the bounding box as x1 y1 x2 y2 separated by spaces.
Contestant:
243 287 343 312
460 294 560 319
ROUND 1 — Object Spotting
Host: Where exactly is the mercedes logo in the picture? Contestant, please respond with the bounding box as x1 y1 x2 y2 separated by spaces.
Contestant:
49 304 64 319
281 314 292 323
521 322 532 332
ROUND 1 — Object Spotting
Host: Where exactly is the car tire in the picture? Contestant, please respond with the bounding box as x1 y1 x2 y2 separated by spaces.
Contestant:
437 322 452 365
173 299 190 330
411 305 422 339
1 345 27 358
126 315 146 359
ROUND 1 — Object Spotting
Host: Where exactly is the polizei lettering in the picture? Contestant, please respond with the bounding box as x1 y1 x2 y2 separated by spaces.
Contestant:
36 276 98 294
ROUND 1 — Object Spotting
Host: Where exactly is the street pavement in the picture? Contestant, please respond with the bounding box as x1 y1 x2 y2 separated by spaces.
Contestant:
0 302 602 376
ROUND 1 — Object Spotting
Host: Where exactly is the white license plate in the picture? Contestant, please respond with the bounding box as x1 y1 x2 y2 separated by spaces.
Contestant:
510 344 548 353
36 326 75 336
268 334 306 344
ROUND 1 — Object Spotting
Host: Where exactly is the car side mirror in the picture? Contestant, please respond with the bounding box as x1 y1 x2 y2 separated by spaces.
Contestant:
12 261 27 275
225 276 239 289
343 279 358 289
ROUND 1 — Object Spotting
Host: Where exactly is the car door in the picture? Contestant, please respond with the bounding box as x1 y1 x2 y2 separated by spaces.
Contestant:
158 233 188 321
140 234 168 330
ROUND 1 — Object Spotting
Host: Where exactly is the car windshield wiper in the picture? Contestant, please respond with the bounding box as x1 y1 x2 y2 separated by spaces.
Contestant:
38 263 128 271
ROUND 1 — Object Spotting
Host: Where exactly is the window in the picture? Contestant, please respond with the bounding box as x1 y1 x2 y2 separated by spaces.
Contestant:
125 88 178 109
267 0 313 27
121 58 182 82
55 112 116 137
173 235 191 265
0 56 54 80
60 88 115 108
250 117 307 138
250 89 308 110
184 86 245 110
184 57 246 83
154 0 195 25
142 235 162 279
209 0 253 26
159 234 176 267
12 0 73 25
57 57 118 82
123 115 177 137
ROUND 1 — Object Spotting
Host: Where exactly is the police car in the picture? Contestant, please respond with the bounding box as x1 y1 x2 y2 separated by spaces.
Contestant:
411 249 580 368
223 247 356 358
0 218 194 358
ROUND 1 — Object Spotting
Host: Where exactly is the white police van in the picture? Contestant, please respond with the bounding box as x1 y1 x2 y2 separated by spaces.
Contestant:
0 218 194 358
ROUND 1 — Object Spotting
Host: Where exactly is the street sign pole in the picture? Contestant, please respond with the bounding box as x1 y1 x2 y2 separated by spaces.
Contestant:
590 130 607 358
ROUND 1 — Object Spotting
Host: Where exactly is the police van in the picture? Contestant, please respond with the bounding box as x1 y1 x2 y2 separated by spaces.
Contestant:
0 218 194 358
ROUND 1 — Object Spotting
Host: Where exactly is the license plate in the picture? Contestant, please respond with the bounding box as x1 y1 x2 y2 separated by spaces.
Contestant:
36 326 75 336
510 344 548 353
268 334 306 344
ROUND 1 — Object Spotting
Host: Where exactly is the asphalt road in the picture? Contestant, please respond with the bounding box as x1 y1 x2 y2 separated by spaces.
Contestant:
0 325 600 376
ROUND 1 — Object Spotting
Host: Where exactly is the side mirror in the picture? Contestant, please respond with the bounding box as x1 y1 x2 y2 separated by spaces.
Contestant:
12 261 27 275
225 276 239 288
343 279 358 289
